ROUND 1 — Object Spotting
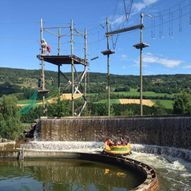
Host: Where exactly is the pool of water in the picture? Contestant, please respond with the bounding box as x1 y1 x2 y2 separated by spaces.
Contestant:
0 159 143 191
128 152 191 191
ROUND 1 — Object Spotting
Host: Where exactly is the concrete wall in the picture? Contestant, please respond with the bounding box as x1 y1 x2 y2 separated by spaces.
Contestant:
37 116 191 149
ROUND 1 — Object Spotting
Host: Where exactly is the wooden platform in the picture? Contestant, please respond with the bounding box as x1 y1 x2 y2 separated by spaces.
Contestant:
133 42 149 49
101 49 115 55
37 54 87 66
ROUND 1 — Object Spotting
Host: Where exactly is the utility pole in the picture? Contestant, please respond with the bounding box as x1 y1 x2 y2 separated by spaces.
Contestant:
70 19 75 116
101 18 115 117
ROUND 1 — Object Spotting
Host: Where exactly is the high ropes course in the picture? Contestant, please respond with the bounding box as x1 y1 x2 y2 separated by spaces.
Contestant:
17 0 191 116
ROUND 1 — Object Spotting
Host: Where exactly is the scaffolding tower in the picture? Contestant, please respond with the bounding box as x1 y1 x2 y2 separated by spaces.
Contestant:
37 18 88 116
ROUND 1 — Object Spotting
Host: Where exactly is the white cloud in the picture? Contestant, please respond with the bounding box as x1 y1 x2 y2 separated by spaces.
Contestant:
182 65 191 69
133 0 158 13
143 53 183 68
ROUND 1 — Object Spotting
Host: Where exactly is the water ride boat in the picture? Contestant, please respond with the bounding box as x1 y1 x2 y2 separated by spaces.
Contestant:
104 138 132 155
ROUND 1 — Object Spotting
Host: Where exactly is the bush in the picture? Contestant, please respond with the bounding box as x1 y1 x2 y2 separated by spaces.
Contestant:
0 95 24 140
173 91 191 114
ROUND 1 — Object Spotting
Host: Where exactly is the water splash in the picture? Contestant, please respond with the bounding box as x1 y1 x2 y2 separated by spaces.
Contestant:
21 141 104 153
128 152 191 191
132 144 191 162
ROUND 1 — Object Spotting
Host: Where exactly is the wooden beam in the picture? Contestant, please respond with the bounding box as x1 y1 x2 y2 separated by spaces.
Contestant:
106 24 144 36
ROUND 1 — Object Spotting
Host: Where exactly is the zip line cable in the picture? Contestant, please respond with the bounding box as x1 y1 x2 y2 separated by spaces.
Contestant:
0 0 191 48
123 0 133 23
143 0 189 17
189 0 191 25
109 0 134 50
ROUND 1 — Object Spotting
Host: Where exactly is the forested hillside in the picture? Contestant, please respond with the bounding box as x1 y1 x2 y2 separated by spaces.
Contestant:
0 67 191 98
1 67 191 122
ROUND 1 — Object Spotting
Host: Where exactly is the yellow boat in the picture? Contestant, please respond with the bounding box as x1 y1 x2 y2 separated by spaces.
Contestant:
104 143 132 155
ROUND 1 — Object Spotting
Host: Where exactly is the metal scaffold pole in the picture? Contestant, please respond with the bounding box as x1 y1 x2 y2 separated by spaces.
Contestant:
70 19 75 116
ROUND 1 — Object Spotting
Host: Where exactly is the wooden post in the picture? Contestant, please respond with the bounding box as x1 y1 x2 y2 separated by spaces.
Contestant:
70 19 75 116
106 18 111 117
140 13 144 116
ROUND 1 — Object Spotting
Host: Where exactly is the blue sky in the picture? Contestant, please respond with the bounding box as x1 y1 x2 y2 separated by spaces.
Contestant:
0 0 191 75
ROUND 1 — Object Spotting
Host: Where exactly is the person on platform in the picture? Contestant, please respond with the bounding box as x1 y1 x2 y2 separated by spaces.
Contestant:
41 39 51 55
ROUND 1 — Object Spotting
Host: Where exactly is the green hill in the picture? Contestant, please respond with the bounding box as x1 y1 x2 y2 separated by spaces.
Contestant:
0 67 191 100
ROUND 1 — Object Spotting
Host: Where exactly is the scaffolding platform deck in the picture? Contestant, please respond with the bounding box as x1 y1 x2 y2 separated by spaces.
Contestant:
37 54 87 66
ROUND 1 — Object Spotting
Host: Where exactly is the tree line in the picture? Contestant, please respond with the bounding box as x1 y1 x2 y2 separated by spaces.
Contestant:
1 67 191 99
0 91 191 140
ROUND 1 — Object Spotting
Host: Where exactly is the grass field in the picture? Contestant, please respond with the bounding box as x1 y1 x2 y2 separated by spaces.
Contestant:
119 99 154 107
91 88 174 110
17 100 39 104
17 89 174 110
17 93 82 107
154 100 174 109
112 88 174 98
95 98 174 110
94 99 120 104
